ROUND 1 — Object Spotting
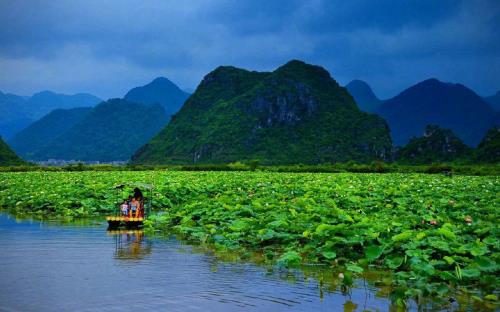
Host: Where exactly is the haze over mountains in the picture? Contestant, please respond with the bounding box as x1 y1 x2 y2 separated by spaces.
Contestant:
345 80 381 112
7 77 190 161
376 79 497 147
132 60 392 165
0 91 102 139
124 77 190 118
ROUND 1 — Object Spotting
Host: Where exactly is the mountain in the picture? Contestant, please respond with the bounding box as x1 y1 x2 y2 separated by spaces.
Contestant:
0 136 25 166
124 77 190 117
9 107 92 159
475 127 500 163
0 90 102 139
345 80 381 112
26 91 102 119
0 91 33 139
396 125 472 164
132 60 392 165
484 91 500 111
376 78 497 147
30 99 169 161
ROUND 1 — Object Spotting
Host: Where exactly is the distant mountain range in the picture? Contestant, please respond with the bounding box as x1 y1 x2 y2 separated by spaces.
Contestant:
375 79 497 147
9 107 93 159
132 60 392 164
26 99 169 161
1 66 498 164
8 77 189 161
345 80 381 112
124 77 190 117
0 90 102 139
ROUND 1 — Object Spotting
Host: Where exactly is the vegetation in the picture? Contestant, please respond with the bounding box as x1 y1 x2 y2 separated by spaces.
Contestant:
0 170 498 308
475 127 500 163
0 136 25 166
132 60 392 165
396 125 472 164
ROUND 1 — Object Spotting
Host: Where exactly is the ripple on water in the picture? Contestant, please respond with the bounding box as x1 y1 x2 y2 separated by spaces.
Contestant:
0 214 391 312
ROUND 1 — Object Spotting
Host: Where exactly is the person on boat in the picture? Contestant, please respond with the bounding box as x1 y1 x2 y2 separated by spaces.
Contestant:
133 188 143 202
133 188 144 218
120 200 129 216
130 197 139 218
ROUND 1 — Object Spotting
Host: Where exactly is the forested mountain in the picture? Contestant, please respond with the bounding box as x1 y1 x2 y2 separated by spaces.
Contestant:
396 125 472 164
132 60 392 165
0 90 101 139
475 127 500 163
345 80 381 112
376 79 497 147
484 91 500 111
0 136 25 166
124 77 190 117
30 99 168 161
9 107 92 158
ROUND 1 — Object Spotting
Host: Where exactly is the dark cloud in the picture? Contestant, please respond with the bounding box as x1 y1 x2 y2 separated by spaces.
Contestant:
0 0 499 99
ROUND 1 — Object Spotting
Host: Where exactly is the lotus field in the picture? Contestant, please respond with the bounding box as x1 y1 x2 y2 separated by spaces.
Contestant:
0 171 498 305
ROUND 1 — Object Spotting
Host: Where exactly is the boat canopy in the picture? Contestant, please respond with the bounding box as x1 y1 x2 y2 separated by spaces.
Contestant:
113 183 154 190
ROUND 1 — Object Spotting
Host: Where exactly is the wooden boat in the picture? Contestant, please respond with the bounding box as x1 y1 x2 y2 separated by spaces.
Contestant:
106 183 153 229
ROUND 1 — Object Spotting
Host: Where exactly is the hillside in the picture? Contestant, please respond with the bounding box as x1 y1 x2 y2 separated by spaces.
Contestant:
0 136 25 166
132 60 392 165
376 79 497 147
345 80 381 112
484 91 500 111
475 127 500 163
396 125 472 164
9 107 92 159
124 77 190 117
30 99 169 161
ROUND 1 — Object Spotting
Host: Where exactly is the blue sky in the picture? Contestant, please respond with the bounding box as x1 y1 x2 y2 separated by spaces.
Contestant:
0 0 499 99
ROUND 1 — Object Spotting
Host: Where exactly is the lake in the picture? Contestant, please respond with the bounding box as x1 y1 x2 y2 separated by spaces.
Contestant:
0 213 414 311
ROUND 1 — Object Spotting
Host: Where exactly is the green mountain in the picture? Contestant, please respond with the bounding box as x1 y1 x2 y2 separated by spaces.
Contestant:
396 125 472 164
0 136 25 166
132 60 392 165
31 99 169 161
376 79 497 147
345 79 381 112
9 107 92 159
124 77 190 117
475 127 500 163
484 91 500 111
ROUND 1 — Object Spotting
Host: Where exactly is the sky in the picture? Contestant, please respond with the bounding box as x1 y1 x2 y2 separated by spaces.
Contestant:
0 0 499 100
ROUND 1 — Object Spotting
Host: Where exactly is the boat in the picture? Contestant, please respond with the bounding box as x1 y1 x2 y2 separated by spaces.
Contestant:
106 183 153 229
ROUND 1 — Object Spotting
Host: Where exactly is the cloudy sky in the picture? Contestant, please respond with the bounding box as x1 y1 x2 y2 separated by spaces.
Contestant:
0 0 499 99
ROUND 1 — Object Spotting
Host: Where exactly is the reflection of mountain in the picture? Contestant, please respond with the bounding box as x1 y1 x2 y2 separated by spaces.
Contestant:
108 229 153 260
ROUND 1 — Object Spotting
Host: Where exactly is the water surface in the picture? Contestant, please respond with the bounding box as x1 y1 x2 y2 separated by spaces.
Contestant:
0 213 392 311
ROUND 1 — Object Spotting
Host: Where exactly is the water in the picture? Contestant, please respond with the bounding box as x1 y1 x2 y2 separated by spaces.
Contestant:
0 213 392 311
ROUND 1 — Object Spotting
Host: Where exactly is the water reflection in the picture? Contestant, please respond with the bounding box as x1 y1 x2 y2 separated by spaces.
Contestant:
107 229 153 260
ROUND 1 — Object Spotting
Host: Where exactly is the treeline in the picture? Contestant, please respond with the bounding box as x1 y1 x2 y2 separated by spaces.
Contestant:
1 161 498 176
